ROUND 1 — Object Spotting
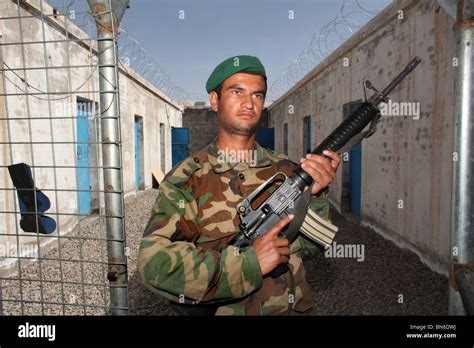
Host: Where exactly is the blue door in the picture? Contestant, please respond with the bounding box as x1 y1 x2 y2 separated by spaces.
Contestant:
349 102 362 215
171 128 189 167
256 127 275 150
134 117 144 191
76 105 90 216
134 119 139 191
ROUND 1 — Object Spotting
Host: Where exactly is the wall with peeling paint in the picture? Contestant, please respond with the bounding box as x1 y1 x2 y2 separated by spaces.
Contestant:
268 0 455 274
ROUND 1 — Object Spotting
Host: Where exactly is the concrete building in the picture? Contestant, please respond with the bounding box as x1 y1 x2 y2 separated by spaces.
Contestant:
0 0 182 274
182 102 271 154
181 101 218 154
268 0 456 274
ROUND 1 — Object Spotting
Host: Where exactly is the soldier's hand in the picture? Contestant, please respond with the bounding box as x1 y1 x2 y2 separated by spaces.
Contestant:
253 214 293 277
300 150 341 195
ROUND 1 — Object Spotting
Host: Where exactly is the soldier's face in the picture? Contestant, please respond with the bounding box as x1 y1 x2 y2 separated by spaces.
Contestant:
211 73 266 136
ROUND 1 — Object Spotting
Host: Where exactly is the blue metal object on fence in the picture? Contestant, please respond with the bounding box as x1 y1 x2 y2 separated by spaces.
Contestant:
8 163 56 234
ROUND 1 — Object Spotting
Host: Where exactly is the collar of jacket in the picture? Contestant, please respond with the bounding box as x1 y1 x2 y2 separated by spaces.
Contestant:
206 137 272 174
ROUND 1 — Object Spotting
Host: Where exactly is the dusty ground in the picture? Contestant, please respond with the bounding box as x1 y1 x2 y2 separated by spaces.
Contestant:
1 188 448 315
305 209 448 315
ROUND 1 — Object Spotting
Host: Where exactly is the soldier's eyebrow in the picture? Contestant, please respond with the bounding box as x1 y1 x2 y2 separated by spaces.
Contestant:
227 84 265 94
227 84 245 91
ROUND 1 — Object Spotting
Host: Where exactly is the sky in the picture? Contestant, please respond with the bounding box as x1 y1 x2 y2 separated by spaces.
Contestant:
47 0 391 101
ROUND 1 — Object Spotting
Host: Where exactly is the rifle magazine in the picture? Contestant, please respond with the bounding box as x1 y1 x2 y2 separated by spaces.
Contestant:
300 208 338 247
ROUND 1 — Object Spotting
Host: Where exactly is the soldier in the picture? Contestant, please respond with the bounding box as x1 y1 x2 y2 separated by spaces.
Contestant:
137 55 341 315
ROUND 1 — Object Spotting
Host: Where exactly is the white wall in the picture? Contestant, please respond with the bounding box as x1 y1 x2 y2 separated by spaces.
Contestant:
268 0 455 273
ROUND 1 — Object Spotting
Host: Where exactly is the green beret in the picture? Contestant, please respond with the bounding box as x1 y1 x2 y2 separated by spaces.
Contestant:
205 55 267 94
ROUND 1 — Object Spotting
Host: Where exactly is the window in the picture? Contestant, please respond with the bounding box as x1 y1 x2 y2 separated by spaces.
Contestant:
283 123 288 155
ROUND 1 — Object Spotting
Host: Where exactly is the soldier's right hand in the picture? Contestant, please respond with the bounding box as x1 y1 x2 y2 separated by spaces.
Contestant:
253 214 293 277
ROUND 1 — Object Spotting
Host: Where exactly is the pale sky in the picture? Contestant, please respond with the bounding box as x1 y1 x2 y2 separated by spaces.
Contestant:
47 0 391 101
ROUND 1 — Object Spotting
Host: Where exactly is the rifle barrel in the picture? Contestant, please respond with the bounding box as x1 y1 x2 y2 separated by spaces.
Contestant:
376 56 422 103
292 56 422 188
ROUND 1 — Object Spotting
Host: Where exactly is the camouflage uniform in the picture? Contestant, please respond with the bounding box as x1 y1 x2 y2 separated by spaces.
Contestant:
137 139 330 315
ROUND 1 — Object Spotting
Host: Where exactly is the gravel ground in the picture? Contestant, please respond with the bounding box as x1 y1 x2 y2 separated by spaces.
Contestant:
1 213 111 315
1 188 448 315
305 210 448 315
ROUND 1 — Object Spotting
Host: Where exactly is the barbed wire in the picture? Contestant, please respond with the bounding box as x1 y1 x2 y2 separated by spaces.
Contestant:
117 25 192 104
45 0 386 104
1 61 98 101
267 0 388 102
45 0 191 104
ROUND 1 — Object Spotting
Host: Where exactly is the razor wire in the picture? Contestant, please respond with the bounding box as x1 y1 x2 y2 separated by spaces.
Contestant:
117 25 191 103
45 0 191 104
45 0 385 104
117 0 386 103
267 0 388 101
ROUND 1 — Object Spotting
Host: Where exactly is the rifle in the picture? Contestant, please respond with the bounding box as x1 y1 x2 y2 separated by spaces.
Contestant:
230 56 422 277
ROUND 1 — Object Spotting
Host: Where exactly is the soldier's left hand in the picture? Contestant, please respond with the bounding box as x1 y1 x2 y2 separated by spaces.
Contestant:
300 150 341 195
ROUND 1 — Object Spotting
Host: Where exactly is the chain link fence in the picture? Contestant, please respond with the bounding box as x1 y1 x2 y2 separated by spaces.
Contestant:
0 0 128 315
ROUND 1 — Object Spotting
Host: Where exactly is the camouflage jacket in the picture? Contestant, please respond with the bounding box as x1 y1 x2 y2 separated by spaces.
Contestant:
138 139 330 315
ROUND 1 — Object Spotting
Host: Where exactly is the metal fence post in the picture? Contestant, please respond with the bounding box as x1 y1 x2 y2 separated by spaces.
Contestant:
88 0 129 315
449 0 474 315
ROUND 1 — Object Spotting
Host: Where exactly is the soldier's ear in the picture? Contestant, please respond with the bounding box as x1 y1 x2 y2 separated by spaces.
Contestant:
209 91 219 112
